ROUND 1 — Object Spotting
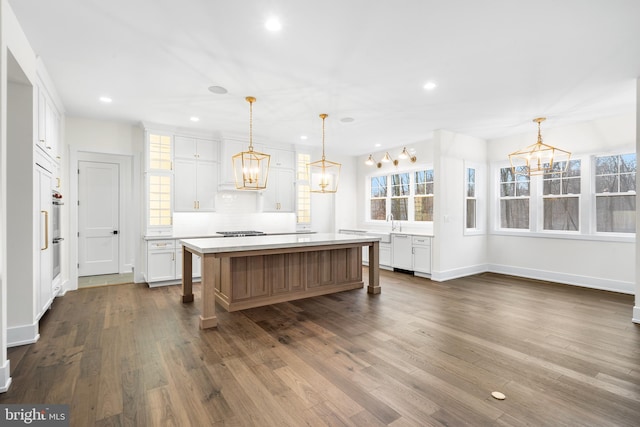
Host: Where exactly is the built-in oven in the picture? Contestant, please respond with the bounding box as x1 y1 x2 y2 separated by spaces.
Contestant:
52 190 63 279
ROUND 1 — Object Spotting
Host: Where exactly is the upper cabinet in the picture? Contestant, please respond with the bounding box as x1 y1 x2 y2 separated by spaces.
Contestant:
35 79 62 163
174 136 219 212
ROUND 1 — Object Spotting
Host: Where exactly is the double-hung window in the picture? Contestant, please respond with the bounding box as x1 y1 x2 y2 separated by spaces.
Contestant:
542 160 581 231
368 168 433 222
499 166 530 229
595 153 636 233
370 176 387 220
415 170 434 221
390 172 410 220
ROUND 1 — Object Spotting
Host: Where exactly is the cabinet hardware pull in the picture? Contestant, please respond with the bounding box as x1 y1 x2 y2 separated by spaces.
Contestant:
197 201 200 209
41 210 49 250
56 177 61 188
171 252 175 261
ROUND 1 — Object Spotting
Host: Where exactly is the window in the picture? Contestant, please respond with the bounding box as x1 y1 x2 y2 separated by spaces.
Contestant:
148 174 172 226
368 168 433 222
595 153 636 233
415 169 434 221
149 133 172 170
499 167 530 229
147 133 172 229
390 172 410 220
542 160 581 231
370 176 387 220
465 167 476 229
296 153 311 224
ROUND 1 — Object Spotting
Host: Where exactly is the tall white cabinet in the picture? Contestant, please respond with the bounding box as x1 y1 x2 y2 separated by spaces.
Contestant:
173 136 218 212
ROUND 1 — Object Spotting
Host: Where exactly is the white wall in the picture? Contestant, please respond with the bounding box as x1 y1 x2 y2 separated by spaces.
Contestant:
432 130 488 281
487 114 636 294
634 78 640 323
0 0 39 392
65 117 143 288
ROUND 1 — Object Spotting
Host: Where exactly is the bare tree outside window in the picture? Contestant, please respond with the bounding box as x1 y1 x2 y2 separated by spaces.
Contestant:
595 153 636 233
499 167 530 229
542 160 580 231
370 176 387 220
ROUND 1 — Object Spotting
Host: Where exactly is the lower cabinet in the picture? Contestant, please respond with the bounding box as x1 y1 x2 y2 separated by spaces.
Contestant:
412 236 432 276
146 239 201 286
379 242 392 270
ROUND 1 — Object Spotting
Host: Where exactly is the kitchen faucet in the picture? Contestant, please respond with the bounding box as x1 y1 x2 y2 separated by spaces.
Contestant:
386 213 397 231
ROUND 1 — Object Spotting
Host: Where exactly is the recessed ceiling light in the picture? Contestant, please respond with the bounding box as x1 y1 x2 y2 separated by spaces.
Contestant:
375 143 381 147
423 81 437 90
265 17 282 31
190 117 200 122
208 85 228 94
300 135 308 140
340 117 355 123
99 96 112 103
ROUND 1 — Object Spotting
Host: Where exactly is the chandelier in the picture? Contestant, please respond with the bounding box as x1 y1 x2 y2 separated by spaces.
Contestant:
309 114 341 193
232 96 271 190
508 117 571 176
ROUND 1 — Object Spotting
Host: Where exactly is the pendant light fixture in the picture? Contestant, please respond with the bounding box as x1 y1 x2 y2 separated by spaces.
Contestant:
508 117 571 176
309 114 341 193
232 96 271 190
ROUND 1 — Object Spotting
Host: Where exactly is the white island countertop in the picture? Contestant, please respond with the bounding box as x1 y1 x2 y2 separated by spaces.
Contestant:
181 232 381 254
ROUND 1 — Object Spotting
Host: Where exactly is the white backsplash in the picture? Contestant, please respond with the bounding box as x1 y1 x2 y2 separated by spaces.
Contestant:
172 191 297 236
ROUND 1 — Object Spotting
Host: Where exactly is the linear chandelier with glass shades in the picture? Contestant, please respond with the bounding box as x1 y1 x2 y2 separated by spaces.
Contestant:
365 147 417 168
508 117 571 176
232 96 341 193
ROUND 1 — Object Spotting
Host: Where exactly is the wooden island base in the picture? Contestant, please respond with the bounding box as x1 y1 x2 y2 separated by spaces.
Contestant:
181 234 380 329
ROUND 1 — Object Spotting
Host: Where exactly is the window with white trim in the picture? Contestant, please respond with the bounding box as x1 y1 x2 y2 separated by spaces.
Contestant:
595 153 636 233
465 167 477 229
368 168 433 222
499 166 530 229
542 160 581 231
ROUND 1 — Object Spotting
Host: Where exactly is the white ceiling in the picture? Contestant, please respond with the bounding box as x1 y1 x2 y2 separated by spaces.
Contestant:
9 0 640 155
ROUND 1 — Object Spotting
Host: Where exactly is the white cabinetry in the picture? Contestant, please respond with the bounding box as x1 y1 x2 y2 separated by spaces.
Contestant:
36 82 61 162
174 136 218 212
391 234 413 270
263 168 295 212
379 243 392 270
146 239 202 286
35 160 54 318
146 240 176 282
412 236 432 277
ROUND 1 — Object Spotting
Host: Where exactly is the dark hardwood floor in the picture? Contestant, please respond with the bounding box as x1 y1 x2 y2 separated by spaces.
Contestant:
2 270 639 426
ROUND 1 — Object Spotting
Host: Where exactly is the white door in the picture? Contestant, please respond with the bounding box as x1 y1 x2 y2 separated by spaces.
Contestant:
78 161 119 276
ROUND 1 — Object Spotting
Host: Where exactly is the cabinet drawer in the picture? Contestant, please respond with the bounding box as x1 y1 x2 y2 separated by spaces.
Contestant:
412 236 431 246
148 239 176 250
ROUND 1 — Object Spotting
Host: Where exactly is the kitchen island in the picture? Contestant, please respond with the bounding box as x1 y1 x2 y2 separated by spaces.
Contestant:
180 233 381 329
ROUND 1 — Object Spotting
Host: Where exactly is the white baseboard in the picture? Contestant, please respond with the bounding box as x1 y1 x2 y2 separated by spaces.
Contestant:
7 322 40 348
489 264 634 295
430 264 489 282
0 360 11 393
633 306 640 324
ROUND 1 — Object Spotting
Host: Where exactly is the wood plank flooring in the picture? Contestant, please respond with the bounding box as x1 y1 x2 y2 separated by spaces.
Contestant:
2 270 639 426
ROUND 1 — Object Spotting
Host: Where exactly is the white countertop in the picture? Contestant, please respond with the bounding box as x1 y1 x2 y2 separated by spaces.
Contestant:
181 232 381 254
145 231 315 240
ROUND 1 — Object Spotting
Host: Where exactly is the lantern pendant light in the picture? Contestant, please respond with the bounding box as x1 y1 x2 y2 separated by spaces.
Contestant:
232 96 271 190
508 117 571 176
309 114 341 193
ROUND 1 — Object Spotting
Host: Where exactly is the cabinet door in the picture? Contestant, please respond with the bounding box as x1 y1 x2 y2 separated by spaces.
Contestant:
276 169 295 212
263 169 294 212
196 139 218 162
413 246 431 274
196 161 217 211
45 102 59 157
270 148 295 169
147 250 176 282
36 166 53 316
392 234 413 270
174 159 197 211
174 136 197 159
37 86 47 151
379 243 392 268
